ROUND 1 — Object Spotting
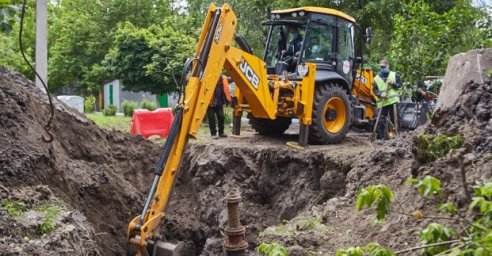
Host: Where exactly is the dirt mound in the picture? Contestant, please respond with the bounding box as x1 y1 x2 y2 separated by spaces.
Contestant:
0 67 161 255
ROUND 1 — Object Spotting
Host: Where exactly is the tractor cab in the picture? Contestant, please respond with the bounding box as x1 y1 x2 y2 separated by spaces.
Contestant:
263 7 357 86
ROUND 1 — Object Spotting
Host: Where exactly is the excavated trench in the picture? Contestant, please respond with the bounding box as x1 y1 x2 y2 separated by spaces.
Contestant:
0 66 364 255
2 49 491 255
162 142 355 255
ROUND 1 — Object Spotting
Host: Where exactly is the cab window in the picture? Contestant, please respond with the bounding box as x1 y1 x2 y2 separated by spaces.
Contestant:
302 22 334 62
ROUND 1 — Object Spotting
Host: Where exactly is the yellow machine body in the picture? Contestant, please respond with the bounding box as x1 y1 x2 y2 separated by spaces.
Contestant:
127 3 376 255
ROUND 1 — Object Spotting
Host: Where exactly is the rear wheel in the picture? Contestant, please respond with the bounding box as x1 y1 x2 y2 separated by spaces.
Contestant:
309 83 351 144
249 114 292 135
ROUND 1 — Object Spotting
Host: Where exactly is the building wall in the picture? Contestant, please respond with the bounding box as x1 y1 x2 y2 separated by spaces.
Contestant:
103 79 121 110
103 79 157 112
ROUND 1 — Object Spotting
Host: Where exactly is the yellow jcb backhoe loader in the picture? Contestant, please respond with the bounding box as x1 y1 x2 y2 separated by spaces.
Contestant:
127 3 376 255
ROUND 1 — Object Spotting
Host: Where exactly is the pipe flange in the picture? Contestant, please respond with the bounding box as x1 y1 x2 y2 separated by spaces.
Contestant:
224 226 246 235
224 240 248 251
226 191 241 204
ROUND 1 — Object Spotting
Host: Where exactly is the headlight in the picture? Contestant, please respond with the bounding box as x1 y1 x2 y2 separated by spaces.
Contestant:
299 11 305 17
292 12 297 17
297 63 309 77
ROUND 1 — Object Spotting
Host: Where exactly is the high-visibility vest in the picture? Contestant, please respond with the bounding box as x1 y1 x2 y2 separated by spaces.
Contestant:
374 71 400 108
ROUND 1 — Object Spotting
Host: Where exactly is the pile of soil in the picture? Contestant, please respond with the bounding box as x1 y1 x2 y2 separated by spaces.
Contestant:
0 48 490 256
0 67 161 255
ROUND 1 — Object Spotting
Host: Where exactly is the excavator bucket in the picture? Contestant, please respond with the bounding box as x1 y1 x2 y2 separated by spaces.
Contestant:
127 241 185 256
151 241 185 256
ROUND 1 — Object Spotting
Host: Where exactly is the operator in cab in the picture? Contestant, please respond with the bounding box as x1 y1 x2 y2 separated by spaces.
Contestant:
282 26 303 59
372 59 402 143
278 26 303 73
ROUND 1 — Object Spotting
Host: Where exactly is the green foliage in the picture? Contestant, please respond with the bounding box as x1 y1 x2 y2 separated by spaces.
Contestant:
419 223 456 255
0 0 33 78
416 133 464 163
362 243 396 256
35 204 60 235
356 185 394 220
103 105 117 116
257 242 288 256
391 0 491 85
104 17 196 95
139 99 157 111
337 243 396 256
406 175 442 197
84 95 96 114
122 100 137 117
1 200 27 217
438 203 458 215
297 216 332 236
336 247 364 256
470 179 492 216
345 178 492 255
48 0 173 93
455 179 492 255
0 2 19 34
224 107 233 125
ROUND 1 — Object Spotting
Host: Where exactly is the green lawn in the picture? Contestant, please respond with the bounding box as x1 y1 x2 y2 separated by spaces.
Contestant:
86 113 132 132
86 112 232 139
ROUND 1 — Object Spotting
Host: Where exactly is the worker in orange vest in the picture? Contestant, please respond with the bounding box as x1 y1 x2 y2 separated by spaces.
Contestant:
207 75 232 138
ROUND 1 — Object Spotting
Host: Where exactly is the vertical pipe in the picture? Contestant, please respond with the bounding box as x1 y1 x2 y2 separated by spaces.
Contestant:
224 189 247 256
35 0 48 92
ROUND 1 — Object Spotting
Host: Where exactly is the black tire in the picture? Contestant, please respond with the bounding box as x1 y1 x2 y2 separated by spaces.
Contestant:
309 83 351 144
249 115 292 135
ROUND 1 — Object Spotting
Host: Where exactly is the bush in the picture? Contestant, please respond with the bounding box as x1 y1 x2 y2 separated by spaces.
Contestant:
84 95 96 113
122 100 137 117
103 105 117 116
140 99 157 111
416 133 464 163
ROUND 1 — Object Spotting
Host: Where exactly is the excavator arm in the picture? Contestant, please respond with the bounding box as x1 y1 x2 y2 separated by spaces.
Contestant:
126 3 316 255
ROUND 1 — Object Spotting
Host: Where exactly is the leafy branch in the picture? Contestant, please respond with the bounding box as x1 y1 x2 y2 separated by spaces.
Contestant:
355 185 394 221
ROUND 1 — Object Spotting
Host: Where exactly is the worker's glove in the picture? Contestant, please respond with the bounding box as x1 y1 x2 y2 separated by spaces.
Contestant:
387 80 394 86
381 92 387 98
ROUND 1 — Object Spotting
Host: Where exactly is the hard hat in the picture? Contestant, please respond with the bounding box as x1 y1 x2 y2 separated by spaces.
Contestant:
379 60 390 66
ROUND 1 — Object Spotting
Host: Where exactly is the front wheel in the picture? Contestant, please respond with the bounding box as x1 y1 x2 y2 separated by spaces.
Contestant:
309 83 351 144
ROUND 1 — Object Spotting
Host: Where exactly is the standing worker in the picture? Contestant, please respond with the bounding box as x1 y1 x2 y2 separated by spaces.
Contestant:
373 60 402 142
207 75 232 138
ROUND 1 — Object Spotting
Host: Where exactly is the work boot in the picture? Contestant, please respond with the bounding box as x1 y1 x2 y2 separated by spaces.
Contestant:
219 133 228 138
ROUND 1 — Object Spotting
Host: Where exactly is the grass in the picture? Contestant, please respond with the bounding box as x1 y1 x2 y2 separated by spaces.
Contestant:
86 112 132 132
35 203 60 235
86 109 234 140
259 215 332 238
1 199 27 217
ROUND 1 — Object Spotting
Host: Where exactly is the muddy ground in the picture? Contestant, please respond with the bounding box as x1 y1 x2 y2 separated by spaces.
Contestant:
0 48 491 255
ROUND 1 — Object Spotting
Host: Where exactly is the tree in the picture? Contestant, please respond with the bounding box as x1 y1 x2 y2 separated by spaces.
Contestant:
0 0 34 78
104 17 196 95
48 0 174 94
390 0 491 85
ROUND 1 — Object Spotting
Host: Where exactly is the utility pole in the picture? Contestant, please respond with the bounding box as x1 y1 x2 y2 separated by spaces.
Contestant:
35 0 48 92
